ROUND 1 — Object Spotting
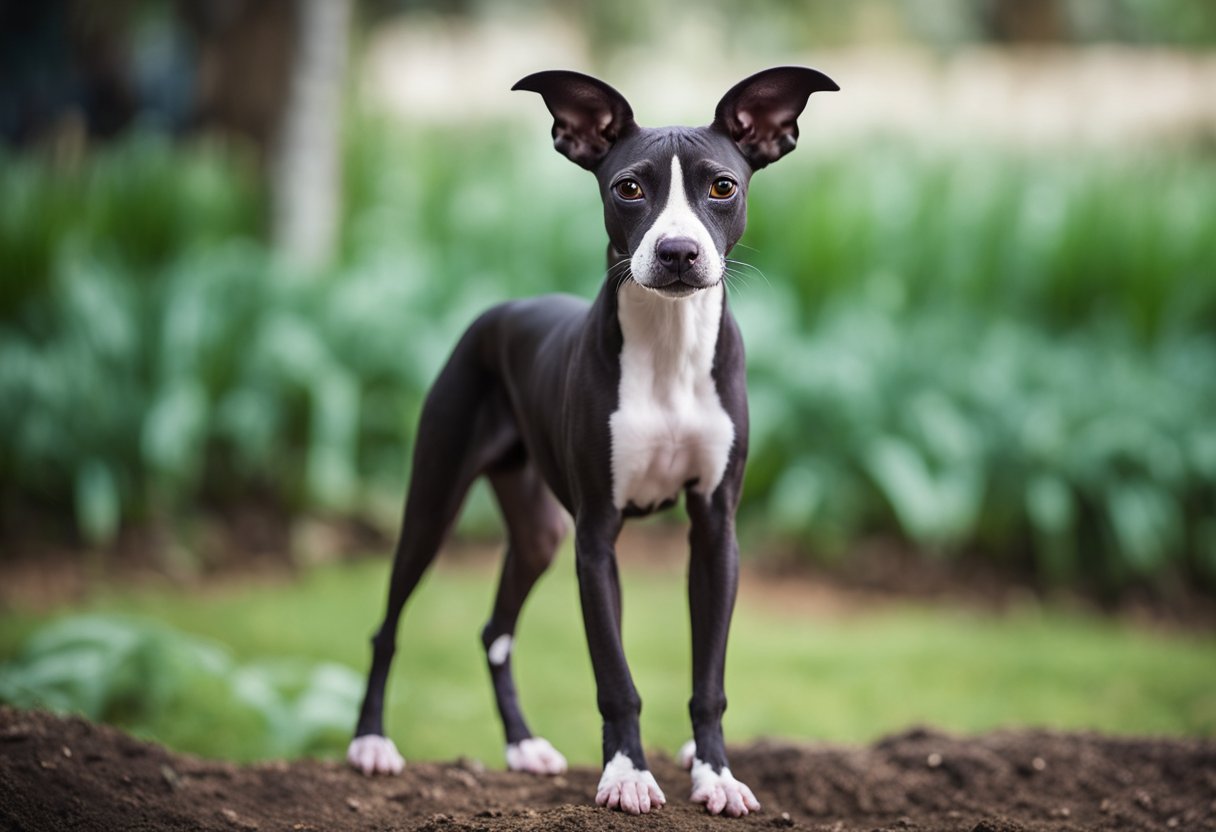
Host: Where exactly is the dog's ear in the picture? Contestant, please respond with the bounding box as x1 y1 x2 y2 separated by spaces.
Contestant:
712 66 838 170
513 70 637 170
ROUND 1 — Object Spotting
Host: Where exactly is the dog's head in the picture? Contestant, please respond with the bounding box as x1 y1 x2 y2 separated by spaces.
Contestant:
515 67 837 297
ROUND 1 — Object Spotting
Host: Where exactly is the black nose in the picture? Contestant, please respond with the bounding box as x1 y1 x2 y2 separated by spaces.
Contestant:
656 237 699 275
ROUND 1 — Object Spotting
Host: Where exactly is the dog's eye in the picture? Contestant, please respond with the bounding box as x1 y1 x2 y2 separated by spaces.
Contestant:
615 179 644 201
709 178 737 200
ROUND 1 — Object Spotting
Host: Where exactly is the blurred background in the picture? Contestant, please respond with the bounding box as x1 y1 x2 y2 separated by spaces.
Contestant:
1 0 1214 766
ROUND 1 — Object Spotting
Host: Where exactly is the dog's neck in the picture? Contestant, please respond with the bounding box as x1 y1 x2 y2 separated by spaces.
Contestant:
607 278 732 511
615 279 723 386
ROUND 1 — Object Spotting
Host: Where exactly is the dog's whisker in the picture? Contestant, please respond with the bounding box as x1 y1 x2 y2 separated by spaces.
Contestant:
724 268 756 286
725 258 763 273
726 258 771 289
722 271 754 298
604 262 630 281
725 257 764 274
725 267 754 292
604 258 635 296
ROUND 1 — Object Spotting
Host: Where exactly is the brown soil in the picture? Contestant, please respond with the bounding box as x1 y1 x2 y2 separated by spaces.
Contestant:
2 709 1214 832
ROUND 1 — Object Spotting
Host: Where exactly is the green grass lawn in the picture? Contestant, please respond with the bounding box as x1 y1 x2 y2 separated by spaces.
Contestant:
1 544 1214 766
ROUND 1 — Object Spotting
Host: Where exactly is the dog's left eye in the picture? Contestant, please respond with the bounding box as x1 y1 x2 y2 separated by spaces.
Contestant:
709 178 737 199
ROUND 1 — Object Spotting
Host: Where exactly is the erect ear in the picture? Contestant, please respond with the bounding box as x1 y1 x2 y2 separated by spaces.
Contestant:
512 70 637 170
712 66 838 170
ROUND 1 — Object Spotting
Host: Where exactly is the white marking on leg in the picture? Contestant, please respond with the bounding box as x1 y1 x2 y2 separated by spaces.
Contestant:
690 757 761 817
595 751 667 815
630 155 723 288
610 280 735 510
679 739 696 770
505 736 568 775
487 634 513 666
347 734 405 776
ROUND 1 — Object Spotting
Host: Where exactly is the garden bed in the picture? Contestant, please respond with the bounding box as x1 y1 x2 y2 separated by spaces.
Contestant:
2 708 1212 831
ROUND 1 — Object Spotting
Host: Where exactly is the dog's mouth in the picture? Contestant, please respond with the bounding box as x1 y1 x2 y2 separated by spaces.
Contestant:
653 280 701 298
634 275 720 298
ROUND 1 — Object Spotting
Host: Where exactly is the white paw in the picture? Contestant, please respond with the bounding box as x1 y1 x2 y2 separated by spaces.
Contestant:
347 734 405 776
595 752 666 815
506 737 568 775
679 739 696 770
690 758 761 817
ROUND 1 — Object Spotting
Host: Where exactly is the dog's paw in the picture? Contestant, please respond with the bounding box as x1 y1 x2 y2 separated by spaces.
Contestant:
347 734 405 776
506 737 567 775
595 752 666 814
679 739 696 770
690 759 761 817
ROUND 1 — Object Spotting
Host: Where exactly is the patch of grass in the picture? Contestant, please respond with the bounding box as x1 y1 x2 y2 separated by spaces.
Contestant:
2 551 1213 764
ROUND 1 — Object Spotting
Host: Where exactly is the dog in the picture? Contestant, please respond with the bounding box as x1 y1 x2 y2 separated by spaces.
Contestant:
347 66 837 816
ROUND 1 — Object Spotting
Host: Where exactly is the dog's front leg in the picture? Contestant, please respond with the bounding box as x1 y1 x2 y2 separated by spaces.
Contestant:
684 492 761 817
574 511 666 814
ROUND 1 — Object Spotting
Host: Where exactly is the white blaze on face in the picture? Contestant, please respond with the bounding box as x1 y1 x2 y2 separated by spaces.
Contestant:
609 280 735 510
629 155 723 288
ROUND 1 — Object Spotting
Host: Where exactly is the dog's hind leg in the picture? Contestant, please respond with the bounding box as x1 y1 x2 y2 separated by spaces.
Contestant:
349 329 517 776
482 460 569 774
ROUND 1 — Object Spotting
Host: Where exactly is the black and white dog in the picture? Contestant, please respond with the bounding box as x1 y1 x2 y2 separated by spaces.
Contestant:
348 66 837 816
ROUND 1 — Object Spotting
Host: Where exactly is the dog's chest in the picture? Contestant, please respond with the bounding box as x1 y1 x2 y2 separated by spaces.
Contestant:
609 282 735 510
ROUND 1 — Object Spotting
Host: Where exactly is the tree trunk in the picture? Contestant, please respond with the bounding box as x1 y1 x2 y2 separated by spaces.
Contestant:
982 0 1069 42
271 0 352 268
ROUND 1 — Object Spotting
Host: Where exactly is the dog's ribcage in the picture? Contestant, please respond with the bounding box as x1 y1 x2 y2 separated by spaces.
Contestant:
609 280 735 510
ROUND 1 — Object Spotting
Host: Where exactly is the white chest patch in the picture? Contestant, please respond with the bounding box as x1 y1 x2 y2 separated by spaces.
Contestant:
609 280 735 510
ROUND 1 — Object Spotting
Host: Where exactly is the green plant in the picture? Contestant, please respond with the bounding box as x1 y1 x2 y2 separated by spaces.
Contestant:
2 125 1214 590
0 615 361 760
740 295 1216 589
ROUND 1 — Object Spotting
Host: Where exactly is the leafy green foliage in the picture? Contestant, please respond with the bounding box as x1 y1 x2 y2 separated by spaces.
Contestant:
743 146 1216 340
0 614 361 760
741 298 1216 587
1 124 1214 590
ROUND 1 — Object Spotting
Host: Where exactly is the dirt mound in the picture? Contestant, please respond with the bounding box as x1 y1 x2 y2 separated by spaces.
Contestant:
1 708 1213 831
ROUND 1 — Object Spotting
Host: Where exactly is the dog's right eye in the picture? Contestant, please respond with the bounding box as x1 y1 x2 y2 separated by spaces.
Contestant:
614 179 644 201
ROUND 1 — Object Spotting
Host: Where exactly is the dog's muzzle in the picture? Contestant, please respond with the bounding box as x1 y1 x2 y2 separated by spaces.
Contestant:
636 237 721 296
